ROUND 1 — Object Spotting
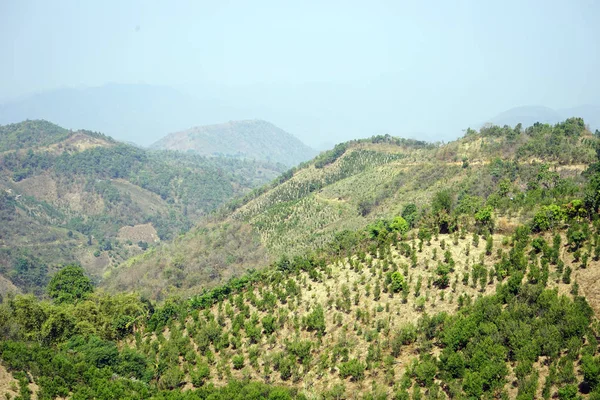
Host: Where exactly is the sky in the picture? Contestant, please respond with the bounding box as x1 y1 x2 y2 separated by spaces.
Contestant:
1 0 599 147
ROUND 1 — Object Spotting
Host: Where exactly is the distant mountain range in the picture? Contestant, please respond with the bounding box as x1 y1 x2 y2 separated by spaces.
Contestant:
150 120 317 167
483 105 600 131
0 83 234 146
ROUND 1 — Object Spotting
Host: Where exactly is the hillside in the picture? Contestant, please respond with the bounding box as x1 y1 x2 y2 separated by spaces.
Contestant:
0 120 285 296
150 120 317 167
2 174 600 398
107 118 596 299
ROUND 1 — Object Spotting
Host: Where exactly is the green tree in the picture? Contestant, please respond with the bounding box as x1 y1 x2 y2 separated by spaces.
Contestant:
432 190 453 214
390 271 406 293
47 265 94 303
390 216 410 234
402 203 419 228
339 358 366 381
475 206 494 233
304 304 326 336
581 354 600 390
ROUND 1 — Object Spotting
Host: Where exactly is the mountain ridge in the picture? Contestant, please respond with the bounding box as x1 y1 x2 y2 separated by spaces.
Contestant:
150 119 317 167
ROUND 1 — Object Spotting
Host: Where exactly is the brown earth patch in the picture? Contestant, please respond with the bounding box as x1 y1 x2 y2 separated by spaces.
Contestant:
76 249 111 280
0 364 18 399
45 132 112 154
117 223 160 244
14 173 58 203
574 263 600 317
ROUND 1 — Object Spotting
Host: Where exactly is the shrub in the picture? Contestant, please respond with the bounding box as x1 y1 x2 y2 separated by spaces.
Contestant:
339 358 366 381
232 354 245 370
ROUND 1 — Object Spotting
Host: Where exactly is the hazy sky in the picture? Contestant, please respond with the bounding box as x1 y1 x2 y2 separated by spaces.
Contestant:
1 0 599 146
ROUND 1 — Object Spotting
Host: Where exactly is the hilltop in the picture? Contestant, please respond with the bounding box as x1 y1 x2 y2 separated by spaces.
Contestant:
0 120 285 295
150 120 317 167
106 118 597 299
484 105 600 132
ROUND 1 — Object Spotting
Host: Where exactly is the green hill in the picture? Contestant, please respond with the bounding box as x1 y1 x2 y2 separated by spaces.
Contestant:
107 118 596 299
0 120 285 295
2 118 600 399
2 154 600 398
150 120 318 167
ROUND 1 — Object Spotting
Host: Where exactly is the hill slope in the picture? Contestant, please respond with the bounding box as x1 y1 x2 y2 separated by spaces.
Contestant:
106 118 597 298
3 119 600 399
0 120 285 295
3 192 600 398
150 120 317 167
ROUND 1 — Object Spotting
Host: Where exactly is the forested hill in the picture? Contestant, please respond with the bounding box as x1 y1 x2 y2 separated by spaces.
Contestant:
150 119 318 167
3 137 600 397
0 120 285 296
106 118 598 299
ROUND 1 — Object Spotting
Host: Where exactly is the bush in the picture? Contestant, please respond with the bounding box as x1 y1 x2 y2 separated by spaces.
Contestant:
232 354 245 370
339 358 366 381
414 358 437 387
304 304 326 336
582 354 600 390
191 362 211 387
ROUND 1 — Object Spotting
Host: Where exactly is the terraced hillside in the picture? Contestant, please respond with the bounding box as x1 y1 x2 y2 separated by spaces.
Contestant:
0 120 284 295
108 119 596 298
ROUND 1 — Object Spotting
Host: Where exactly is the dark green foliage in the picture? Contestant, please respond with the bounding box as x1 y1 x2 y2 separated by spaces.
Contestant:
434 264 450 289
581 354 600 390
402 203 419 228
47 265 94 303
432 190 454 215
315 143 348 168
8 256 49 296
414 357 437 387
0 120 72 151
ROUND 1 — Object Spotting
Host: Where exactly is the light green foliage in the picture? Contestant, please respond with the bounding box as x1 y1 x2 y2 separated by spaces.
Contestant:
390 216 410 234
390 271 406 293
474 205 494 232
532 204 566 232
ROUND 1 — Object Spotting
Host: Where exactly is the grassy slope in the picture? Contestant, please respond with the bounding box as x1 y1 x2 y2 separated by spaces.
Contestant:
115 226 600 399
